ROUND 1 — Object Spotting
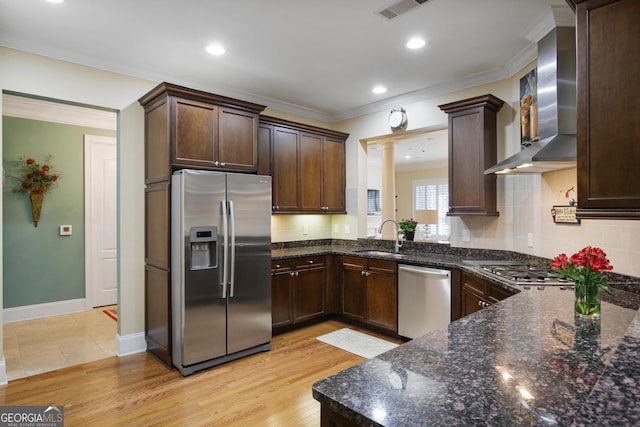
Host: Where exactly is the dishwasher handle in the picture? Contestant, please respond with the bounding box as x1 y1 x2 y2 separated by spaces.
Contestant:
398 265 450 278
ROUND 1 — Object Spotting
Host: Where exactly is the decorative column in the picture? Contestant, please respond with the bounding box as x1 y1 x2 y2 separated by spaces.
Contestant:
380 140 397 240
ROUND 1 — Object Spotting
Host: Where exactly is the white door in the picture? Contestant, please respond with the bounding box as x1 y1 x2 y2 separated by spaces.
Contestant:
85 135 117 308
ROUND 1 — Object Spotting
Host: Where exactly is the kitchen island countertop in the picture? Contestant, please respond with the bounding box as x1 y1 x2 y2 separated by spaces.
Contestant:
272 243 640 425
313 287 640 426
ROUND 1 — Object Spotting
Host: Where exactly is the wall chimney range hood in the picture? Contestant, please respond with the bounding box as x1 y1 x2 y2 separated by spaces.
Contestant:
485 26 577 175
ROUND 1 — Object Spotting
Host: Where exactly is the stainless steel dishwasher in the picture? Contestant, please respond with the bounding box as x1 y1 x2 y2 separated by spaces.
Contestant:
398 265 451 339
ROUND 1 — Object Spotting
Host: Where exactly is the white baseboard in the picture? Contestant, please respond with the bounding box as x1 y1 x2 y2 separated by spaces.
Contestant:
116 332 146 357
3 299 86 323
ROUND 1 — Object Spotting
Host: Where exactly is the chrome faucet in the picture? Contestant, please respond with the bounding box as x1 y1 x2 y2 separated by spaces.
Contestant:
378 219 402 253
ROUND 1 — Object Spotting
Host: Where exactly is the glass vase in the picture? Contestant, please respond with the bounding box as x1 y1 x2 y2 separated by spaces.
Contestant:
574 283 601 319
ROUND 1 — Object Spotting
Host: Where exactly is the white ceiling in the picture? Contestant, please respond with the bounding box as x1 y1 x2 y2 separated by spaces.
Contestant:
368 128 449 171
0 0 572 124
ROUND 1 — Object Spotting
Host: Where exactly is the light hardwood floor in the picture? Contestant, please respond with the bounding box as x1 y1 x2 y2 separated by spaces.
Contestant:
0 320 401 426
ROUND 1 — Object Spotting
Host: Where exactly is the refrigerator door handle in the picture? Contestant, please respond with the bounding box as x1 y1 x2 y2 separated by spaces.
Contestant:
229 200 236 298
221 200 229 298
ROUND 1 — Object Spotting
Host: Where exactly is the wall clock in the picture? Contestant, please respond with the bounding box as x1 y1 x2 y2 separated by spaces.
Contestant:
388 107 408 131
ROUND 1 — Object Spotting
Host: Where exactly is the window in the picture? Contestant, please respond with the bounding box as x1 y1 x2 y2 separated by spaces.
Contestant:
413 179 450 240
367 189 380 215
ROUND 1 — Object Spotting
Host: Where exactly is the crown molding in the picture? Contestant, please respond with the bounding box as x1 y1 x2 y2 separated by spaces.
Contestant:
2 93 117 130
523 6 576 43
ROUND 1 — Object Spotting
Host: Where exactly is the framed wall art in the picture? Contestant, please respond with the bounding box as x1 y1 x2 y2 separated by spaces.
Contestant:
520 69 538 149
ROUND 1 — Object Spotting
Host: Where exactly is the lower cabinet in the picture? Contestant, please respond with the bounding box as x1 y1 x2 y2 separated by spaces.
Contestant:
459 271 515 318
320 404 360 427
271 256 327 331
339 256 398 334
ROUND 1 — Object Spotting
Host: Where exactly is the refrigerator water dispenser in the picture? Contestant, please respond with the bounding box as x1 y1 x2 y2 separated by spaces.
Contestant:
189 226 218 270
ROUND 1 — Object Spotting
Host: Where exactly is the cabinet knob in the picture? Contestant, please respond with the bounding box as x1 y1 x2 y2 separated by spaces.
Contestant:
290 272 295 277
295 271 299 276
275 264 281 268
308 260 314 264
214 161 219 166
365 271 370 277
361 271 366 276
220 162 226 167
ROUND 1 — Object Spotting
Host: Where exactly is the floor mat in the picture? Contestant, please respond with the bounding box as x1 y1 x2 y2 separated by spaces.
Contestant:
102 308 117 322
316 328 398 359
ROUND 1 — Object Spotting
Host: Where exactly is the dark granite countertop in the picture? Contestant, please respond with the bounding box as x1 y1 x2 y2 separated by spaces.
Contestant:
313 288 640 426
271 241 640 425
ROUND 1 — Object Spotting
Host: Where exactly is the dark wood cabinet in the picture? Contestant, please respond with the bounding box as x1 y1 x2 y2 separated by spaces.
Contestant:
139 83 266 367
320 404 360 427
321 137 346 213
293 257 326 322
257 124 273 176
217 106 261 171
272 126 301 211
457 271 515 318
271 256 327 332
575 0 640 219
140 82 266 180
271 260 294 328
339 256 398 333
340 257 367 321
439 94 505 216
144 181 170 270
143 181 171 365
259 116 348 214
144 264 171 367
173 97 217 167
300 132 323 211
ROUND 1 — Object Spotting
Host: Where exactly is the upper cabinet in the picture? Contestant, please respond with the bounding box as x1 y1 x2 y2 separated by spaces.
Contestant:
139 82 266 183
575 0 640 219
439 94 505 216
259 116 349 214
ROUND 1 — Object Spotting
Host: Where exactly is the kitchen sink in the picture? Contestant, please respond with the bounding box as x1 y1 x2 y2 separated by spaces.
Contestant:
353 250 406 259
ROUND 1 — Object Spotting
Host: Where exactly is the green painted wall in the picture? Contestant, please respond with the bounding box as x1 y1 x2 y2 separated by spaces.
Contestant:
2 116 116 308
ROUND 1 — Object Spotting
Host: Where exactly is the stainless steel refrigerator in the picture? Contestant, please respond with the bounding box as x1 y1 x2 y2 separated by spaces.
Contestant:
171 169 272 376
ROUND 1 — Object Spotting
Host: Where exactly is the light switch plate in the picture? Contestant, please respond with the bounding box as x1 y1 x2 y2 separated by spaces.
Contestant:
60 225 72 236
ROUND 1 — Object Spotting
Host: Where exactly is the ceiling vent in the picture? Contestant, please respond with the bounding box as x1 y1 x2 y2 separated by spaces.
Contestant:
378 0 429 19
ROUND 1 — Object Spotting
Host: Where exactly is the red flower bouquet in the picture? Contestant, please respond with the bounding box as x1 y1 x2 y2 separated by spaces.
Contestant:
15 155 60 194
552 246 613 318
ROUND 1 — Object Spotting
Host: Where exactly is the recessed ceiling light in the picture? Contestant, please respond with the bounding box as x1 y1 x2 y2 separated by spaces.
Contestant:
372 86 387 94
206 44 226 56
406 37 426 49
45 0 64 3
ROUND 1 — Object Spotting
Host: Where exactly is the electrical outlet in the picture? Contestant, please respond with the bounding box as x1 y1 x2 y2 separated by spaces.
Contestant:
333 224 339 233
302 224 309 235
344 224 351 234
527 232 534 248
462 229 470 242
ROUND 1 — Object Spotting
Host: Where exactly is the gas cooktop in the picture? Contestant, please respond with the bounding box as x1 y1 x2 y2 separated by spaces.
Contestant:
463 260 574 288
